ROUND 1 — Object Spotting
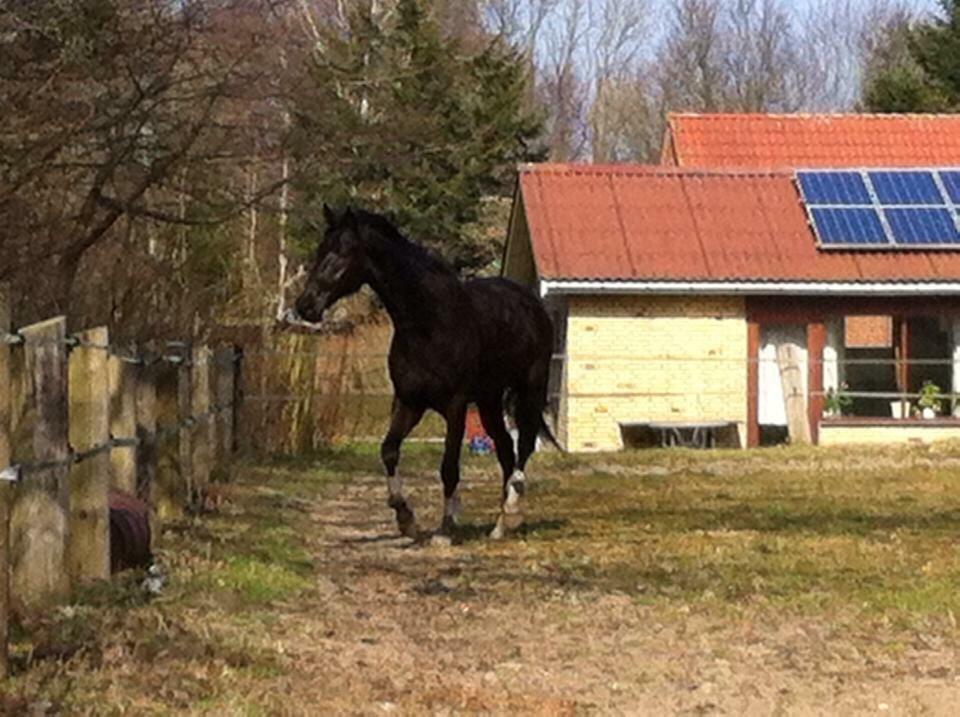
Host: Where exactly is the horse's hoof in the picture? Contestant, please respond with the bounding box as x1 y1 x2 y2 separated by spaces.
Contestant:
489 512 524 540
430 533 453 547
394 504 419 539
502 512 524 532
398 518 419 539
440 514 458 533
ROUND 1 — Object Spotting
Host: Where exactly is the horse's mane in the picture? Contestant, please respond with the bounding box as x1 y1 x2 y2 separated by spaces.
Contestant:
352 209 456 277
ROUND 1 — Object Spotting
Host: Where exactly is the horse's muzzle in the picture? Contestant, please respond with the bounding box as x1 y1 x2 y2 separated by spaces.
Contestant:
294 294 327 323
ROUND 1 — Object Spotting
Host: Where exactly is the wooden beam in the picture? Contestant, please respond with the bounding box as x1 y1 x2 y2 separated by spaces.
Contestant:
214 347 236 473
177 349 193 509
0 284 11 677
154 354 186 521
68 327 111 584
777 342 811 444
807 322 826 445
898 317 910 395
135 355 157 504
14 317 70 611
109 355 137 494
191 345 212 507
747 320 760 448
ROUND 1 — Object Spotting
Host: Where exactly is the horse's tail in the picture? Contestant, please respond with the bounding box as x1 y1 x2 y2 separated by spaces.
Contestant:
539 414 565 453
504 387 565 453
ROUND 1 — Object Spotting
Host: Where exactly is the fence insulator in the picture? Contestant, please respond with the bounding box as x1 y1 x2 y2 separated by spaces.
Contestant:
0 466 19 483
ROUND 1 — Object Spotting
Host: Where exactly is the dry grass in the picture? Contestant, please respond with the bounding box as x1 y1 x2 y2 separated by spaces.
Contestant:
5 442 960 713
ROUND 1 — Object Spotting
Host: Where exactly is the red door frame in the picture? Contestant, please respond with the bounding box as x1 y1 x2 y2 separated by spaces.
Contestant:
744 296 960 447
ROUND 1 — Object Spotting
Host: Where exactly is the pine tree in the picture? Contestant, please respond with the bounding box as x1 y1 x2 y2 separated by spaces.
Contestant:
863 1 960 112
291 0 543 271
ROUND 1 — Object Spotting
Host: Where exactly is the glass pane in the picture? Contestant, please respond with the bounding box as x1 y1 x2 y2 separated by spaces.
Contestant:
811 207 889 246
868 171 943 205
797 171 871 205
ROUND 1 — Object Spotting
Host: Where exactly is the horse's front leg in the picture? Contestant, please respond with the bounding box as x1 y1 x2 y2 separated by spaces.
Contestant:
381 399 425 538
437 397 468 539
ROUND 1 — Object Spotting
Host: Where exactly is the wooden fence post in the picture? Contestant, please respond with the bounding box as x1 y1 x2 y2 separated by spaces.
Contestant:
0 284 12 677
13 317 70 611
191 345 212 505
109 354 137 495
135 352 158 510
214 347 236 473
154 348 187 521
177 346 193 509
68 327 110 584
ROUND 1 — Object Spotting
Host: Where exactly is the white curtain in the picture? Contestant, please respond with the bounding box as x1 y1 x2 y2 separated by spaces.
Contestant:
823 319 844 396
758 325 808 426
953 319 960 417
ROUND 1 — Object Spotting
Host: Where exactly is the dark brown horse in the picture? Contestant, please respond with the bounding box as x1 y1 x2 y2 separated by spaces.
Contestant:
292 206 558 540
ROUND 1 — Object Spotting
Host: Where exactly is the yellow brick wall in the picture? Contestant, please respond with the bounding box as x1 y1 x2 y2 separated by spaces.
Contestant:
560 295 748 451
819 424 960 446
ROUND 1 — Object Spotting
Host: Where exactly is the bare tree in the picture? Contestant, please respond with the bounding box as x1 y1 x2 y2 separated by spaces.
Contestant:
537 0 590 159
658 0 726 112
724 0 798 111
0 1 294 331
587 0 650 161
795 0 918 111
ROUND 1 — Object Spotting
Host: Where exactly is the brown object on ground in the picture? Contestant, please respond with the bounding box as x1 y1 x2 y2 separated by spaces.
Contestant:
109 489 151 572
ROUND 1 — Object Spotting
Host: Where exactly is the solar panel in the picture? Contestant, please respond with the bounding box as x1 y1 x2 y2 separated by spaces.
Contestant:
810 208 889 246
885 208 960 245
797 168 960 249
797 171 870 204
940 171 960 203
868 171 942 205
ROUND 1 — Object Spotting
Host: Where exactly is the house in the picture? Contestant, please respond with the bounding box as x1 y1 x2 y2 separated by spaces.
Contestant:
503 114 960 451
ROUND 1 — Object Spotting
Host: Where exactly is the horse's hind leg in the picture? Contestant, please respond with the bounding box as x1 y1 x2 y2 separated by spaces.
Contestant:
492 382 549 537
515 383 548 472
477 397 524 539
381 399 425 538
437 397 468 538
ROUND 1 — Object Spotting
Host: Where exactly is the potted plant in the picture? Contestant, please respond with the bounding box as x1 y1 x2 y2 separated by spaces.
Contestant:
823 383 853 417
918 380 943 419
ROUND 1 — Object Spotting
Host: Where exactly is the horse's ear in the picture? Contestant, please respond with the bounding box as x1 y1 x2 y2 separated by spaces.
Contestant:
322 203 337 227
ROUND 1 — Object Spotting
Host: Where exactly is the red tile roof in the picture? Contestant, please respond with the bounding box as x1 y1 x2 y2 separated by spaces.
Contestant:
664 113 960 169
518 163 960 284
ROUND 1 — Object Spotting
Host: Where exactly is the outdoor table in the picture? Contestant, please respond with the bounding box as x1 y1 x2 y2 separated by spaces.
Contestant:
644 421 736 449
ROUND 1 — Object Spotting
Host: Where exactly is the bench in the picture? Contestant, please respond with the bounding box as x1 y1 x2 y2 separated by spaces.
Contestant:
622 421 737 449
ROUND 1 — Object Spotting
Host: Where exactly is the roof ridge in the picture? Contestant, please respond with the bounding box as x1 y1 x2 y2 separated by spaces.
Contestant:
518 162 791 178
668 112 960 121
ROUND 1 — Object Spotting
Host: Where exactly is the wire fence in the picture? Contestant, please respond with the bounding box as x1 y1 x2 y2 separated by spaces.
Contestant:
0 333 240 482
0 286 243 676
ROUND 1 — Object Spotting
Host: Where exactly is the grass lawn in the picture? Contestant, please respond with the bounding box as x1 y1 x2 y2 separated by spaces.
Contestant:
4 442 960 713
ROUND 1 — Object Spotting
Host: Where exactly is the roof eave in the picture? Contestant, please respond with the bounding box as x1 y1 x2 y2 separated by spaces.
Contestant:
540 279 960 298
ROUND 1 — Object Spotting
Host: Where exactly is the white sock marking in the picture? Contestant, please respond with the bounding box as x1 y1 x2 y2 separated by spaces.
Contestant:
444 488 462 519
503 471 525 514
388 474 404 504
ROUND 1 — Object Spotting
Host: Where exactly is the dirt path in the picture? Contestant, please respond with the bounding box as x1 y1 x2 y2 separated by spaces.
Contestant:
266 469 960 716
10 446 960 714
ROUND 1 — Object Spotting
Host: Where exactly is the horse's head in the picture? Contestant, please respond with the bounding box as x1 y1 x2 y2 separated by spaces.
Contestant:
294 205 367 323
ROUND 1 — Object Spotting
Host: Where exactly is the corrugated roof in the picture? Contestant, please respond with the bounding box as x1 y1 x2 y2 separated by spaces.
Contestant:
665 113 960 169
518 163 960 283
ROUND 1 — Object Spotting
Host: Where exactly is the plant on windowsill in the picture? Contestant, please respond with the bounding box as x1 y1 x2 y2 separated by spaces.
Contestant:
918 380 943 420
823 383 853 417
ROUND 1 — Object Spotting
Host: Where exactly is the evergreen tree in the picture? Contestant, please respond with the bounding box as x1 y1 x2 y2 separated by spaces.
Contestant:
291 0 543 271
863 1 960 112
